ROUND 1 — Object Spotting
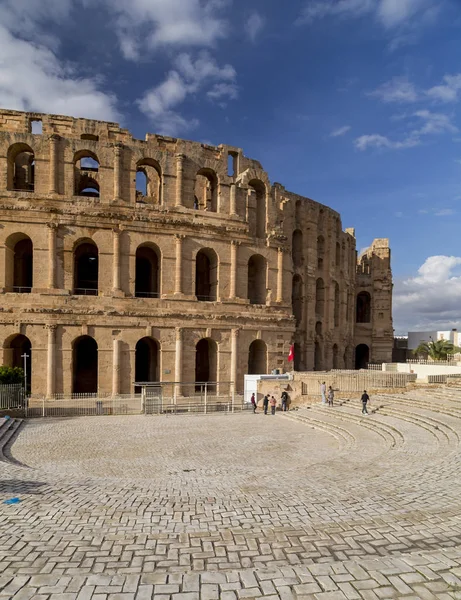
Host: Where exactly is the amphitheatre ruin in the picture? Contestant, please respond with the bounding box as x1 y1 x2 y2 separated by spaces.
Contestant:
0 108 393 398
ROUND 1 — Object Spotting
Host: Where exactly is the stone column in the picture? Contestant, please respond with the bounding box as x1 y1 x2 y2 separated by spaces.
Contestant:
277 246 284 303
47 223 57 289
174 234 184 295
112 339 121 396
113 143 123 201
46 324 57 398
229 240 239 299
176 154 185 207
231 328 239 394
49 134 59 194
175 328 183 396
112 227 121 293
230 183 237 216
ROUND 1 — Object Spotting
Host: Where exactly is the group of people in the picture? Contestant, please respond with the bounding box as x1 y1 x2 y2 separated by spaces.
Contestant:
320 381 371 414
250 390 289 414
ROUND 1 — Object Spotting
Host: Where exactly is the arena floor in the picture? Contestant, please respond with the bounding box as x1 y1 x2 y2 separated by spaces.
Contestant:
2 390 461 598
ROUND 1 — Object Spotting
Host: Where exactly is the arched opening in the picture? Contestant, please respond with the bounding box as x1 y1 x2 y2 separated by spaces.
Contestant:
292 275 303 326
10 236 33 293
356 291 371 323
135 337 160 383
74 241 98 295
355 344 370 370
195 248 218 301
344 346 350 369
315 321 322 336
195 338 217 389
248 340 267 374
333 344 339 369
314 341 323 371
295 200 302 224
317 235 325 269
7 143 35 192
334 282 340 327
135 244 160 298
195 168 218 212
336 242 341 267
248 179 266 239
292 229 303 268
74 151 100 197
293 342 302 371
136 158 162 205
315 278 325 317
248 254 267 305
4 334 31 393
318 208 324 230
73 336 98 394
81 134 99 141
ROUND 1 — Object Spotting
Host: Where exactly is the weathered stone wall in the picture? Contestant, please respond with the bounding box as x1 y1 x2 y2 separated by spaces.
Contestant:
0 108 392 396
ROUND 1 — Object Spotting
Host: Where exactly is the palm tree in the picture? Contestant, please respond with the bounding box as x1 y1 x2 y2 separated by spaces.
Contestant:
413 339 461 361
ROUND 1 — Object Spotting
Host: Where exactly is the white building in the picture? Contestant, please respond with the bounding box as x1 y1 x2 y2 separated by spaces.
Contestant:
407 329 459 351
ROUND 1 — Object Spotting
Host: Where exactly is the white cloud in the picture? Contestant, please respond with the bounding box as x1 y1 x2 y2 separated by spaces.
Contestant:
0 24 119 121
434 208 455 217
426 74 461 103
245 12 265 42
354 133 419 151
412 110 457 135
394 256 461 332
330 125 351 137
137 51 237 135
377 0 430 28
369 76 418 103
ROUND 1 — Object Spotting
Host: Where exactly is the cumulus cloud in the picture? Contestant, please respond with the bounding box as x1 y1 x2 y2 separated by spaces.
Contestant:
137 52 238 135
330 125 351 137
426 74 461 103
245 12 265 42
394 256 461 332
354 133 419 151
369 76 418 103
0 24 119 121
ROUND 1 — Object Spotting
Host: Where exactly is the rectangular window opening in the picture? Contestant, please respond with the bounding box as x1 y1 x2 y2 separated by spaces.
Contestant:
227 153 234 177
30 119 43 134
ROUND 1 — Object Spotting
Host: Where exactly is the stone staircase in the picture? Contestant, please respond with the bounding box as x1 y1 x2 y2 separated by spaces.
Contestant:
0 417 23 461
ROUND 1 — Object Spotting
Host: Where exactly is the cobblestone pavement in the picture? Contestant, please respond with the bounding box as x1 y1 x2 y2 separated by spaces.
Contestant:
3 389 461 598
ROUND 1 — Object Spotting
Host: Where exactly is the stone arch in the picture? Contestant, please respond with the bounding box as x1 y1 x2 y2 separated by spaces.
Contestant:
195 248 218 301
248 254 267 305
5 233 33 292
135 243 161 298
195 338 217 387
295 200 302 224
248 179 266 239
135 337 160 383
136 158 162 205
292 274 303 326
315 278 325 317
195 168 218 212
334 281 340 327
336 242 341 267
356 291 371 323
72 335 98 394
4 334 31 393
73 239 98 295
292 229 303 268
74 150 100 197
7 143 35 191
317 235 325 269
248 339 267 374
355 344 370 369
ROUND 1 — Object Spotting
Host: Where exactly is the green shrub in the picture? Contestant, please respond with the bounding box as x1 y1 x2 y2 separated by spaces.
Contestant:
0 366 25 385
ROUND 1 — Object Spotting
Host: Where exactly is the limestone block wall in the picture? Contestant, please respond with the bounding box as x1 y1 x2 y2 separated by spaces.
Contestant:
0 108 393 397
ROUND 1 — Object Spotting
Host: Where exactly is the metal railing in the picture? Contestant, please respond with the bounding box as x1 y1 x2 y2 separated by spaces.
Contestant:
135 291 160 298
73 288 98 296
300 371 417 396
0 384 25 410
12 286 32 293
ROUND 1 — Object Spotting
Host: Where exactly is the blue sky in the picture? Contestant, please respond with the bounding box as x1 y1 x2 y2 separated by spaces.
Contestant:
0 0 460 333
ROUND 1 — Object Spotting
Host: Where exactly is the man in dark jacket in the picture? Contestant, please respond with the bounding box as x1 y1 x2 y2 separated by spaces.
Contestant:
263 394 269 415
361 390 370 415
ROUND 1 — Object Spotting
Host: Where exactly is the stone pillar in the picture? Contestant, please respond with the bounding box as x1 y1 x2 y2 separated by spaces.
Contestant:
112 339 121 396
113 227 121 293
176 154 185 207
49 134 59 194
230 183 237 216
231 328 239 393
47 223 57 289
113 143 123 201
229 240 239 299
175 327 183 392
174 234 184 295
46 325 57 398
277 246 284 303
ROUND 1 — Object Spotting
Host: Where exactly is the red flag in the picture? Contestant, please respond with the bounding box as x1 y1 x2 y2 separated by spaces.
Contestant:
288 344 294 362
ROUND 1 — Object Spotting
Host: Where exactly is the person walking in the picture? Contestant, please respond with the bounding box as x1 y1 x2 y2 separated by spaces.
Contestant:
250 393 257 413
327 386 334 407
361 390 370 415
263 394 269 415
320 381 327 404
281 390 288 412
270 395 277 415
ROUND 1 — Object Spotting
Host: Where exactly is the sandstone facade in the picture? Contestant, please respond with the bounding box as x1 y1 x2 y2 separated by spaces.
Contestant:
0 109 393 396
